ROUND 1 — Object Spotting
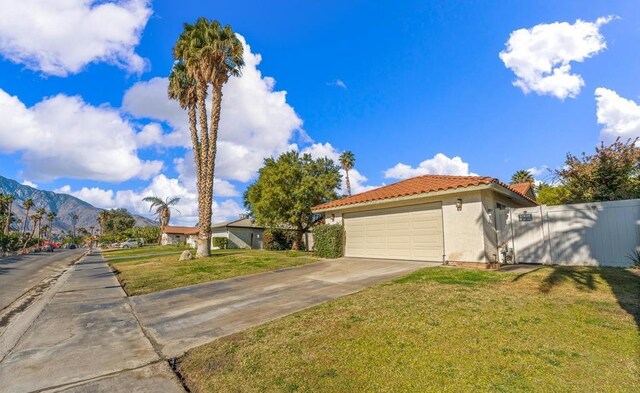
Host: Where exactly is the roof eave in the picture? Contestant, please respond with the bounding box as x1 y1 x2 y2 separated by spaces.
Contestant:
312 184 494 213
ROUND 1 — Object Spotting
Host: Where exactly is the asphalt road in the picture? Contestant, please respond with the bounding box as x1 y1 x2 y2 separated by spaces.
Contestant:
0 248 85 312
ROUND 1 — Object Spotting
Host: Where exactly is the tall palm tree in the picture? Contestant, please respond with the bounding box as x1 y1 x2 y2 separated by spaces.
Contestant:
339 151 356 196
35 207 46 246
171 18 244 257
47 211 57 241
510 170 535 185
70 213 79 239
21 213 40 253
97 210 109 237
21 198 34 237
3 193 14 235
142 196 181 234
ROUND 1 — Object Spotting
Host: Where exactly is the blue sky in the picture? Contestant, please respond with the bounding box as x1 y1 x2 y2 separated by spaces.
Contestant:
1 1 639 224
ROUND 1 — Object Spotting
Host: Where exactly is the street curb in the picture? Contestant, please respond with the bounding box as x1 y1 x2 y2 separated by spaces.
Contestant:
0 252 86 362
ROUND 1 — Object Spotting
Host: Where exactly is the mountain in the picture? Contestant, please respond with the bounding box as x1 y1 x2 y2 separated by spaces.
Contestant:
0 175 157 233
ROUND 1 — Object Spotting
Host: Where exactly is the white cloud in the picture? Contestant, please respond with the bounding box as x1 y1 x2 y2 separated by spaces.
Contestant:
0 88 162 182
301 142 378 194
56 174 244 225
173 154 240 198
595 87 640 141
499 16 614 99
21 180 38 188
327 79 347 89
0 0 151 76
136 123 164 148
384 153 474 180
122 34 303 183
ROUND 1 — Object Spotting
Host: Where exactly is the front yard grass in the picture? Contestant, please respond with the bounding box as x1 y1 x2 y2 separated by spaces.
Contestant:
178 266 640 392
107 249 318 296
101 244 189 257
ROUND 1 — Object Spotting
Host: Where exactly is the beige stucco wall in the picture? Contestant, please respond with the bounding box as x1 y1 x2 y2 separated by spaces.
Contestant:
319 186 536 264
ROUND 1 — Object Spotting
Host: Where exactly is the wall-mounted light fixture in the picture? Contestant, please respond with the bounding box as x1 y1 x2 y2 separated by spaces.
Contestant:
456 198 462 211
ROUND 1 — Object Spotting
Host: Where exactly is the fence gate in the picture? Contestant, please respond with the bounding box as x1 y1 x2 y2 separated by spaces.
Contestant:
507 199 640 267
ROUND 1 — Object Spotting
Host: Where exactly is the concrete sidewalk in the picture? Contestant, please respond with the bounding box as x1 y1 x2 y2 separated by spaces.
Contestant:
131 258 434 358
0 253 184 393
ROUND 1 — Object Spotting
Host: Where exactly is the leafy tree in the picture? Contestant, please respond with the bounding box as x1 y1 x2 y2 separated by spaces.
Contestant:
171 18 244 257
339 151 356 196
1 193 14 235
510 169 534 184
142 196 181 234
244 151 341 250
536 183 570 206
101 209 136 235
558 138 640 203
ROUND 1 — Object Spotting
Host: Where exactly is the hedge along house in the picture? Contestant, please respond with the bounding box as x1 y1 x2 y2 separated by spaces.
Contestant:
211 217 265 249
312 175 537 268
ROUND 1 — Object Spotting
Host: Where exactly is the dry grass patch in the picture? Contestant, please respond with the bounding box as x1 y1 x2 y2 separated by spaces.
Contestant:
178 266 640 392
108 249 318 296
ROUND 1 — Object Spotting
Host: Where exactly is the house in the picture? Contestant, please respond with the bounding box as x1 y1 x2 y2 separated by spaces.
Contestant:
161 226 199 248
312 175 537 268
211 217 265 249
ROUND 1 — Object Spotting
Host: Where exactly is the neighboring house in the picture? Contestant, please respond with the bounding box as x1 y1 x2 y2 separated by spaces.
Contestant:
312 175 537 268
211 218 265 249
161 226 199 248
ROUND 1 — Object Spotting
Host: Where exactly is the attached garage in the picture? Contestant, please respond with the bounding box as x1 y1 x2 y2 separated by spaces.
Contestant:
312 175 539 267
343 202 444 261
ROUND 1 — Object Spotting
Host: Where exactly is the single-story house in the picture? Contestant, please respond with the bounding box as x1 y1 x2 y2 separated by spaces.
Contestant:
312 175 537 268
211 217 265 249
161 226 199 248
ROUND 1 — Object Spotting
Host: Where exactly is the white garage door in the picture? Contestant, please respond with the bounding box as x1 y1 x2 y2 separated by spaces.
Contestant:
343 202 444 261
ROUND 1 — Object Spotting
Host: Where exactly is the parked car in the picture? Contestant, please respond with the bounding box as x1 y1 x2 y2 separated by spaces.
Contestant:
42 244 54 252
120 239 140 249
111 242 120 248
68 244 77 249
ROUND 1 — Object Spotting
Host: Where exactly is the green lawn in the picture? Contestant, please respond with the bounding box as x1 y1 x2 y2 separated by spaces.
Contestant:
101 244 189 257
107 249 319 296
178 266 640 392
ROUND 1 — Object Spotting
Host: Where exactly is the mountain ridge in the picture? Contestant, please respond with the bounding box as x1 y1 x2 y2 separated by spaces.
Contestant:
0 175 157 233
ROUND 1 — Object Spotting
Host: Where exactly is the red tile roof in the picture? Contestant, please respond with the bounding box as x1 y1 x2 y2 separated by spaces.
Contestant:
163 225 199 235
312 175 538 211
509 182 534 196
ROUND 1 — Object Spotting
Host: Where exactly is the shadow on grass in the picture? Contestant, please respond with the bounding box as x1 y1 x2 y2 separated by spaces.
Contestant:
537 266 640 332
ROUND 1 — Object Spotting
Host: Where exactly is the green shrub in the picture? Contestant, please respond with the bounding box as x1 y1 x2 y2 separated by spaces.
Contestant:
263 229 296 250
313 224 344 258
212 237 229 249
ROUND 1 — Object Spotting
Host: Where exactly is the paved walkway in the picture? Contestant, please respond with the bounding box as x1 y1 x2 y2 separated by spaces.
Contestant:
1 255 433 392
0 253 184 393
131 258 434 358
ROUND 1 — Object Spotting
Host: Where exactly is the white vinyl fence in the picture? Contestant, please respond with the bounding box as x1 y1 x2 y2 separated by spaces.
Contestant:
497 199 640 267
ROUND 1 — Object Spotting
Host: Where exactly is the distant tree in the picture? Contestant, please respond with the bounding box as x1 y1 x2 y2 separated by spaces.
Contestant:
101 209 136 235
35 207 46 246
171 18 244 257
46 211 57 241
339 151 356 196
510 169 534 184
557 138 640 203
4 194 14 235
536 183 570 206
142 196 181 235
21 198 34 237
70 213 79 239
97 210 109 237
244 151 341 250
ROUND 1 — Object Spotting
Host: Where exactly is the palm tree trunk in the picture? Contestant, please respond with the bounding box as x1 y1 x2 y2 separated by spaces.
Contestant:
21 208 30 238
346 170 352 196
194 80 212 258
4 201 11 235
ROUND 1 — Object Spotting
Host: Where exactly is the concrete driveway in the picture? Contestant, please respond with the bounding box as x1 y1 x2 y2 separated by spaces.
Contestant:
131 257 437 358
